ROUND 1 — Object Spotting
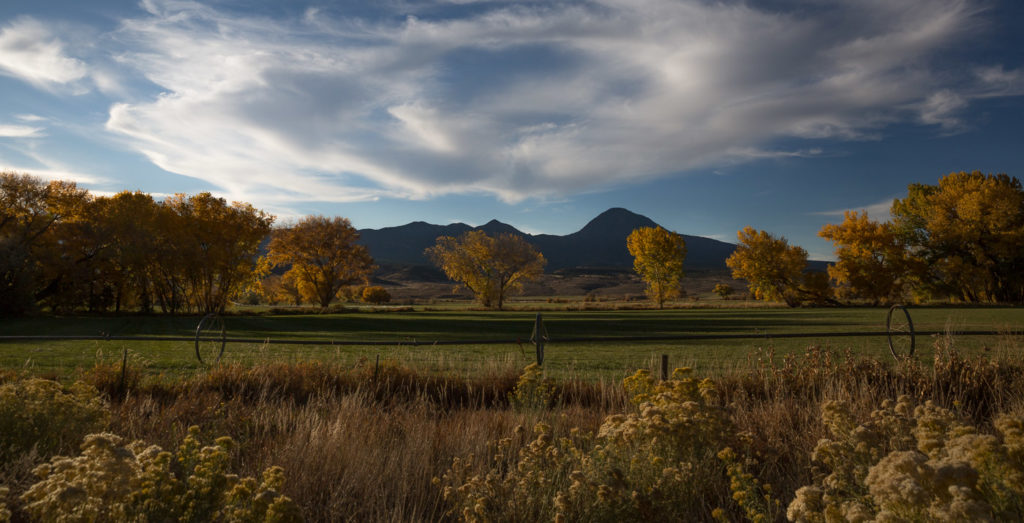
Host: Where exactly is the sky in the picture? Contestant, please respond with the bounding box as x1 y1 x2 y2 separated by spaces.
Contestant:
1 0 1022 260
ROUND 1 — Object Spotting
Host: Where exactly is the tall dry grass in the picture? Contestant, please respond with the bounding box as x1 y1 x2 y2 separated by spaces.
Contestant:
2 332 1022 521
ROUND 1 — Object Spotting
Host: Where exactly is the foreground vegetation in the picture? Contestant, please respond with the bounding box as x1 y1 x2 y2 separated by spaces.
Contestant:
2 332 1024 521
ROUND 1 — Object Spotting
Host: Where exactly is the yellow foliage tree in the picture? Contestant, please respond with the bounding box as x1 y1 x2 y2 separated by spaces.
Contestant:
626 226 687 308
268 216 374 308
161 193 274 314
726 227 826 307
1 172 91 314
892 171 1024 303
819 211 911 305
425 230 545 310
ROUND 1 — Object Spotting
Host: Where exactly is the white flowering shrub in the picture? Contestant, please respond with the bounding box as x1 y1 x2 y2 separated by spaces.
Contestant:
0 378 108 462
20 426 302 522
440 368 748 522
788 396 1024 521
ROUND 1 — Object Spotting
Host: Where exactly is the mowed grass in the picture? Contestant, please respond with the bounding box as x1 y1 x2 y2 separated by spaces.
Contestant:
1 305 1021 379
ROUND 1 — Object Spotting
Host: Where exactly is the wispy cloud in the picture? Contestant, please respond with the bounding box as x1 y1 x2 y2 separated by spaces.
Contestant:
0 17 89 91
812 198 897 220
95 0 1008 206
0 124 45 138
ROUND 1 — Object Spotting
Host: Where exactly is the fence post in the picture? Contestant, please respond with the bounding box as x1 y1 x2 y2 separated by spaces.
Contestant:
532 313 546 366
120 347 129 397
661 354 668 381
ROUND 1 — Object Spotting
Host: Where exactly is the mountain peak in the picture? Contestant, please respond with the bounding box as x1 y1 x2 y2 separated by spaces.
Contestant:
577 208 658 237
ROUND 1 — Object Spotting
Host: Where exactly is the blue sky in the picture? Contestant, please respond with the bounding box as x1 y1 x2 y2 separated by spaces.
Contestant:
1 0 1022 260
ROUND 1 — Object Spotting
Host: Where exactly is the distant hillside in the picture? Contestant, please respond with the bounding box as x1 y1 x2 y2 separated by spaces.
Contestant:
357 208 738 271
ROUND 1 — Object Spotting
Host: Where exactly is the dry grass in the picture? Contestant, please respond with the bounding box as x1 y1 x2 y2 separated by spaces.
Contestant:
2 333 1022 521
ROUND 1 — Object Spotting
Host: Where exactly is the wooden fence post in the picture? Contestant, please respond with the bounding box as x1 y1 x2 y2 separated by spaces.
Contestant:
532 313 546 366
661 354 668 381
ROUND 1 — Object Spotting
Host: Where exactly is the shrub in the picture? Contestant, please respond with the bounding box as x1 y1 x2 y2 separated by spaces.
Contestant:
440 368 739 521
713 283 734 299
0 486 9 523
361 286 391 304
20 426 302 522
0 379 108 462
787 396 1024 521
508 363 556 410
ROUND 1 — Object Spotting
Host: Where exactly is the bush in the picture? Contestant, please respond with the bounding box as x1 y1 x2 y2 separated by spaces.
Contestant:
20 426 302 522
508 363 556 410
361 286 391 304
787 396 1024 521
713 283 734 299
440 368 743 521
0 379 108 463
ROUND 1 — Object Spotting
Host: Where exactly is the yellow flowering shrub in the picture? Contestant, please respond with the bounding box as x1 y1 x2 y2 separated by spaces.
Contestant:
508 363 557 410
440 368 740 521
0 378 108 462
716 447 783 523
0 486 10 523
788 397 1024 522
20 426 302 522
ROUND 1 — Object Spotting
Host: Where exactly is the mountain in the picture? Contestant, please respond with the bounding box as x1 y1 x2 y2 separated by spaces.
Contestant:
357 207 738 271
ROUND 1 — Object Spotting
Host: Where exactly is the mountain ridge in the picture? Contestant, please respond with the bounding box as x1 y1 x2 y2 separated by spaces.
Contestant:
356 207 738 271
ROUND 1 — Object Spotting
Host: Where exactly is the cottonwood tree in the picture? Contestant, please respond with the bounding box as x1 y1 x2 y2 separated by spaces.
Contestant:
626 226 686 308
268 216 374 308
726 227 833 307
161 193 274 314
891 171 1024 303
426 230 545 310
819 210 911 305
0 172 90 314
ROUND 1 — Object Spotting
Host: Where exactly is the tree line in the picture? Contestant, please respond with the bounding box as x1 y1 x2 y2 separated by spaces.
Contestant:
728 171 1024 306
1 172 274 315
3 170 1020 315
0 172 389 316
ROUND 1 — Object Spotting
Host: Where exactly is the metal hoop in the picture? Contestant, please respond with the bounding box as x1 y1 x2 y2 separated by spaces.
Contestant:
886 304 915 360
195 313 226 365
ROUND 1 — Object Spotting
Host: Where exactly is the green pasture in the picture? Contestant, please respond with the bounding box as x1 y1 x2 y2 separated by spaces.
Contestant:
1 306 1021 380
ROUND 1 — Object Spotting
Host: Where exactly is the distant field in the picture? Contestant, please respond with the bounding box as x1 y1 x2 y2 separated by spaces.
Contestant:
1 305 1021 379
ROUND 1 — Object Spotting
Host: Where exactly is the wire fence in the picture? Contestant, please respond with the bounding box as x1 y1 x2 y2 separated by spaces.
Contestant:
0 306 1015 367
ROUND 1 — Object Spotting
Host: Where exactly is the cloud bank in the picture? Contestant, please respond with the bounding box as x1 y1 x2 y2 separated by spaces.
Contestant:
17 0 1019 205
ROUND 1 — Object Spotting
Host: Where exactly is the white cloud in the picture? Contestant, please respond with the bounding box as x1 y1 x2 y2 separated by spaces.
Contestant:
812 198 897 220
0 164 104 185
0 17 89 90
102 0 1005 205
0 124 45 138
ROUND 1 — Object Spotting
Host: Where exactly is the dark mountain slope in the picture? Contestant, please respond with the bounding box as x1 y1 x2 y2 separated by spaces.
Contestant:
357 207 739 271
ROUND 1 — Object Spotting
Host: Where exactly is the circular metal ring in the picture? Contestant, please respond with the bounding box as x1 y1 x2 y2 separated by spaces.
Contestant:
886 304 915 360
195 313 226 365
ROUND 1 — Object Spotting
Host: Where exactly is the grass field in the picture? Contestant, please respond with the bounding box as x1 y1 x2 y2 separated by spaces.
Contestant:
3 305 1024 521
2 305 1021 379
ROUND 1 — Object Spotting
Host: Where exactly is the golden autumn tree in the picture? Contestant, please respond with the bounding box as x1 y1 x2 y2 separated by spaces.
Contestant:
892 171 1024 303
426 230 545 310
268 216 374 308
88 191 163 312
626 226 686 308
161 193 274 314
1 172 91 314
819 211 911 305
725 227 831 307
